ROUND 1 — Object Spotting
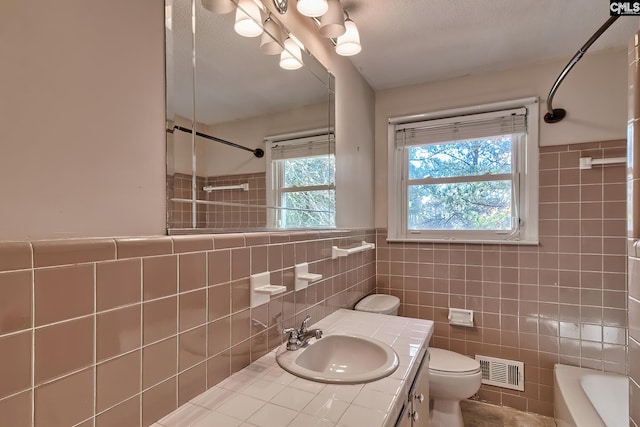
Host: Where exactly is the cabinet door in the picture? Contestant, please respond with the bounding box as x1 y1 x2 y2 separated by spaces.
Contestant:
395 403 412 427
411 352 430 426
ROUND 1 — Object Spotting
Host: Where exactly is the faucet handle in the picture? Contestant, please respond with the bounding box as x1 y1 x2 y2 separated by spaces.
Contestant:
283 327 298 337
300 315 311 331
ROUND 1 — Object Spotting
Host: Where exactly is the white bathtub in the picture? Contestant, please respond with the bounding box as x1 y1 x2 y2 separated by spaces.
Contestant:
554 364 629 427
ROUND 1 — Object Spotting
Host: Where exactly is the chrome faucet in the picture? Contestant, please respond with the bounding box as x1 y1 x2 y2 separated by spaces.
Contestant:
283 315 323 351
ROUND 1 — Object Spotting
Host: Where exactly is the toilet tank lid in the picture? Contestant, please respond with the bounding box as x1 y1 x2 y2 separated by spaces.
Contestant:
354 294 400 312
429 348 480 373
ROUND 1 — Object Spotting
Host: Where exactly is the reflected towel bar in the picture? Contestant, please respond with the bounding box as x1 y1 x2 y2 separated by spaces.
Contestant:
203 183 249 192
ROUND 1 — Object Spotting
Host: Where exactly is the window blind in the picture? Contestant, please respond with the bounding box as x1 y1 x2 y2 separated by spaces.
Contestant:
269 133 335 160
395 108 527 147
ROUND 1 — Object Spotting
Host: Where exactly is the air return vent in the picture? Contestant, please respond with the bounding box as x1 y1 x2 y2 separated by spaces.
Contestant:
475 355 524 391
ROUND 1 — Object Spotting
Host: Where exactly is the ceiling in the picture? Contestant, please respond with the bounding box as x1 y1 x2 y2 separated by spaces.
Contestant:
167 0 639 125
342 0 639 90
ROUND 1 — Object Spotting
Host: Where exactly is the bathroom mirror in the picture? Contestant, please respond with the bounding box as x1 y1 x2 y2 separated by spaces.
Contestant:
166 0 335 232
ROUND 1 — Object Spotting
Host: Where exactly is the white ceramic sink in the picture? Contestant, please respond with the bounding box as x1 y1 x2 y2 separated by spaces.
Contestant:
275 334 399 384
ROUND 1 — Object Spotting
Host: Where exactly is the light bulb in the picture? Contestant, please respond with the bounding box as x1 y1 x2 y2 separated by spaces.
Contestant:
336 18 361 56
234 0 263 37
296 0 328 17
280 38 303 70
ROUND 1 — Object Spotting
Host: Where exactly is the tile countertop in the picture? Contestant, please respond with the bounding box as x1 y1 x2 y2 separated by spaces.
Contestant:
153 309 434 427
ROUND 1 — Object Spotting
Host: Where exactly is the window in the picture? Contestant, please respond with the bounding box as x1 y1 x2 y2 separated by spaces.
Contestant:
388 98 539 243
266 132 336 228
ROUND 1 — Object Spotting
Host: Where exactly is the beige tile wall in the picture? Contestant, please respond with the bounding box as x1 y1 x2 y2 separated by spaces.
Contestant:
376 140 628 417
629 31 640 427
0 230 375 427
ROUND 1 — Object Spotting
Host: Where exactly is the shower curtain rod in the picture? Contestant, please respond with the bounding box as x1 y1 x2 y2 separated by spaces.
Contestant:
169 125 265 158
544 16 620 124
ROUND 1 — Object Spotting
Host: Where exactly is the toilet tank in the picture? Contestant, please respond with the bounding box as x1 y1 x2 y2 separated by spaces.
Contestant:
354 294 400 315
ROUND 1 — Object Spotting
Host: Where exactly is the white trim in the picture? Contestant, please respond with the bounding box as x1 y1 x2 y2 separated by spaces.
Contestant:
264 127 334 143
386 238 540 245
395 107 526 132
388 97 538 125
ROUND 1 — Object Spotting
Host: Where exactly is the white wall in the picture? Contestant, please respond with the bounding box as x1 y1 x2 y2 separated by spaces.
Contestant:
203 102 329 176
0 0 166 240
375 48 628 227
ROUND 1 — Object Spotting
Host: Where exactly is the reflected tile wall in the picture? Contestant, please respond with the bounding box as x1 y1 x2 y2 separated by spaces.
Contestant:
167 173 207 229
206 173 267 228
377 140 628 417
168 172 267 229
0 229 375 427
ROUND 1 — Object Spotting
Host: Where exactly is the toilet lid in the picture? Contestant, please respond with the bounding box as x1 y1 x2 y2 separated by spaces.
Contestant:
354 294 400 312
429 348 480 373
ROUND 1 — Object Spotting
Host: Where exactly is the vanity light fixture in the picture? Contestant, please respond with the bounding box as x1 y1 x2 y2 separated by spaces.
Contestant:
335 12 361 56
318 0 345 38
279 37 304 70
297 0 328 17
234 0 264 37
297 0 362 56
201 0 235 14
261 15 285 55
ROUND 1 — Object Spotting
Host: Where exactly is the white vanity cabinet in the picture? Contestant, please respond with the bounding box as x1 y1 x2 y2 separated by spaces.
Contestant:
396 349 430 427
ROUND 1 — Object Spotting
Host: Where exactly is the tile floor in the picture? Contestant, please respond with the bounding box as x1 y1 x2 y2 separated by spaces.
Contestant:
461 400 556 427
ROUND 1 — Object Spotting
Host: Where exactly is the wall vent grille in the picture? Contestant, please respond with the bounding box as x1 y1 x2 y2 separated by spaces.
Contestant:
475 355 524 391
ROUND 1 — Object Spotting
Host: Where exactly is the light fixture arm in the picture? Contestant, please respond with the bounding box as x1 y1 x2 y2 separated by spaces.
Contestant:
273 0 288 14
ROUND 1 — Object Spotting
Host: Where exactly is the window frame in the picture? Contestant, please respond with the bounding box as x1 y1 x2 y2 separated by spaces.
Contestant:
265 130 336 229
387 98 539 244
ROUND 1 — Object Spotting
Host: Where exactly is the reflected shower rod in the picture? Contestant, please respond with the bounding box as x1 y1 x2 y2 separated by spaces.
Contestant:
170 125 264 158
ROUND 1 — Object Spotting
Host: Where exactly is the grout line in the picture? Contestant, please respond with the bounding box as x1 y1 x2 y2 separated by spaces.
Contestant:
29 240 35 427
92 262 97 423
175 254 180 408
139 257 144 427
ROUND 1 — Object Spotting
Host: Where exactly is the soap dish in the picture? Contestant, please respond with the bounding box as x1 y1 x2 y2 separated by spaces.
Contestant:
255 285 286 295
250 272 286 308
297 273 322 283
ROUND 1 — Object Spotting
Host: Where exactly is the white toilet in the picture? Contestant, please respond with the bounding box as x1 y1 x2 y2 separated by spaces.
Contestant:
353 294 482 427
428 347 482 427
354 294 400 315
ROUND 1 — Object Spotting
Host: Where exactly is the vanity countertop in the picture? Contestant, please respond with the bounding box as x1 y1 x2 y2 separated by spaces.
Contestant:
152 309 434 427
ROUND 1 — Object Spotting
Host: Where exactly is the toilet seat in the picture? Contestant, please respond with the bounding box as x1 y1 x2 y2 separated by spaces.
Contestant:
429 348 481 375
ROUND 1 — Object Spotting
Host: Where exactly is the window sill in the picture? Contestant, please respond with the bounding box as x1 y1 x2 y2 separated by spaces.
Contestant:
386 238 539 246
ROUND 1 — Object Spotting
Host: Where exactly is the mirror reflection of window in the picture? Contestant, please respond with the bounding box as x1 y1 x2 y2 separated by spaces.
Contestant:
266 131 336 228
